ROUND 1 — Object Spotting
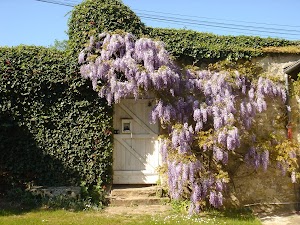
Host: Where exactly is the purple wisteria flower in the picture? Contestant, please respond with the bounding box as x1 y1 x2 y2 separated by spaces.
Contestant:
291 171 297 183
78 32 289 214
226 127 240 150
213 146 224 161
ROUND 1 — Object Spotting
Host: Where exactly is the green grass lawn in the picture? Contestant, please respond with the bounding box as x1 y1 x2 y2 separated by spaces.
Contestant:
0 208 262 225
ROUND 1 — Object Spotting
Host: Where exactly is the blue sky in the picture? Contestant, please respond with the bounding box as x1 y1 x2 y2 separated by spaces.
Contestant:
1 0 300 47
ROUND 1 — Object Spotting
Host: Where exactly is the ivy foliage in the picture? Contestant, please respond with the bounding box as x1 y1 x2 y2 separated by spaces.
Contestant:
146 28 300 63
67 0 146 56
67 0 300 63
0 46 113 194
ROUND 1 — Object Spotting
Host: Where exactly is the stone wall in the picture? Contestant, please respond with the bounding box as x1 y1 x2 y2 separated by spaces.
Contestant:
254 54 300 79
226 165 298 211
28 186 81 198
226 54 300 211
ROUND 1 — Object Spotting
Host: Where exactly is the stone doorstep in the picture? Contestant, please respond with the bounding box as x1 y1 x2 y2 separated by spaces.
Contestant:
109 196 169 206
110 185 163 198
108 185 169 206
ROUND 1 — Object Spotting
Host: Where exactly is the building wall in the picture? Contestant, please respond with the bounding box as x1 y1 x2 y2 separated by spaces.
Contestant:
253 54 300 79
225 54 300 211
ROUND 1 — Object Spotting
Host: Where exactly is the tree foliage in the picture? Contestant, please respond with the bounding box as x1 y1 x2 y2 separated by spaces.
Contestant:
49 39 68 51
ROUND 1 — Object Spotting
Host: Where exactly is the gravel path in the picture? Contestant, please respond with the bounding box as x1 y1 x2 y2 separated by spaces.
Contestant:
259 212 300 225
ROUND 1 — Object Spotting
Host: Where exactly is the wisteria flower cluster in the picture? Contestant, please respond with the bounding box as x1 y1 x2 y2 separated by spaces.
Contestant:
79 32 293 213
79 32 180 105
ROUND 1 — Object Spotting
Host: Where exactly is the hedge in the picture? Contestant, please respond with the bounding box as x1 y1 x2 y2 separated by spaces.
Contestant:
146 27 300 63
68 0 300 63
0 46 113 194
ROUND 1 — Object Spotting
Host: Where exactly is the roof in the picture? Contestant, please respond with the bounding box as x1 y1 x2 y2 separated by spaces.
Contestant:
284 59 300 78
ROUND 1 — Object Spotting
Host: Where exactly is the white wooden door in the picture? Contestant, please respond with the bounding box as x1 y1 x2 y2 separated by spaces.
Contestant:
113 99 160 184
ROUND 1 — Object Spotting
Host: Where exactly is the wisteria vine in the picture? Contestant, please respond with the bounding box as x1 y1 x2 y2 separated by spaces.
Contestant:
78 32 298 213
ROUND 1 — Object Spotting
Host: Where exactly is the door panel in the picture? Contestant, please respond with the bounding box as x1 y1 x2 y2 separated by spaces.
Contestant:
113 99 160 184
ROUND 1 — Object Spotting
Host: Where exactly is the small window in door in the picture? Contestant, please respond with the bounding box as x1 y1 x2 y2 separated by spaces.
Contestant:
122 119 132 133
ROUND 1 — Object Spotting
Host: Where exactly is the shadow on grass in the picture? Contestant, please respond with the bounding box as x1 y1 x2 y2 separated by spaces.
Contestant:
0 113 83 216
202 208 258 222
223 208 257 220
0 192 104 217
0 197 39 216
0 209 25 217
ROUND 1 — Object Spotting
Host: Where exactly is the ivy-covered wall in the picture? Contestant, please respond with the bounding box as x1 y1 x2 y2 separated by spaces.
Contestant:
67 0 300 64
146 28 300 64
67 0 300 209
1 0 299 206
0 46 113 193
1 0 145 196
67 0 146 57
